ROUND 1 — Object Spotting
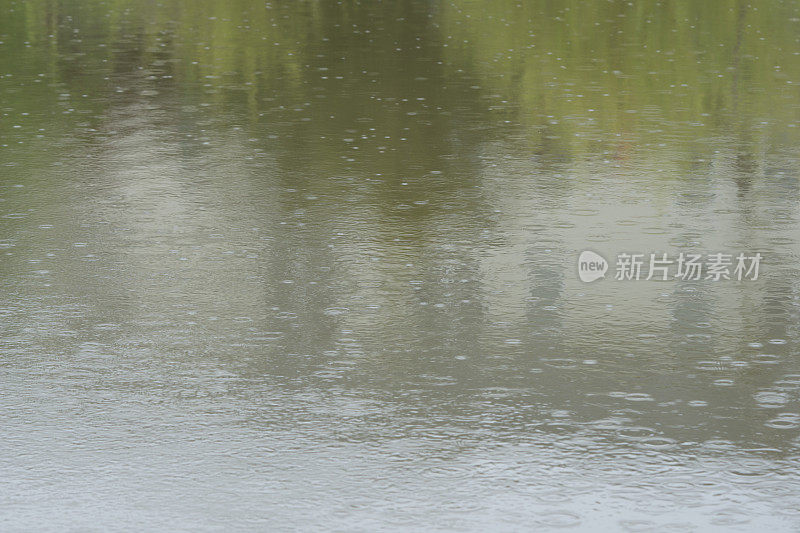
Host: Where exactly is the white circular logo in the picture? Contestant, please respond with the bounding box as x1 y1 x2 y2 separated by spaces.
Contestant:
578 251 608 282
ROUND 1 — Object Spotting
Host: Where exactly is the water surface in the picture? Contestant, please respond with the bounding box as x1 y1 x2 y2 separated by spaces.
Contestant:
2 0 800 530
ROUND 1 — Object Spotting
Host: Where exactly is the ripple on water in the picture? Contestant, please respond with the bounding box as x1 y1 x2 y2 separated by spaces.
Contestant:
434 498 487 514
517 485 572 504
754 391 788 408
536 356 576 369
642 227 667 235
624 393 654 402
419 464 475 480
93 323 121 331
637 437 678 450
765 413 800 430
752 353 780 364
710 507 751 526
252 331 283 342
696 360 725 371
537 510 581 528
661 479 697 492
699 439 736 452
619 520 657 532
775 374 800 387
727 458 774 480
616 426 657 440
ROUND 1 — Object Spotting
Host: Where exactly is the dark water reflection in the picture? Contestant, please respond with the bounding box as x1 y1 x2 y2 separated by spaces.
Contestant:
2 0 800 530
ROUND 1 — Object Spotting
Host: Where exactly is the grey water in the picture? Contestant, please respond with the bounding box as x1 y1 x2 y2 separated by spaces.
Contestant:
2 0 800 530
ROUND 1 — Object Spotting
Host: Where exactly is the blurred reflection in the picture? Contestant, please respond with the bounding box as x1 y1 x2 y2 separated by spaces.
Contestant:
2 0 800 530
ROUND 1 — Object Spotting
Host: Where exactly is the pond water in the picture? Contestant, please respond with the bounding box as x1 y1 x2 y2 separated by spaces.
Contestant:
2 0 800 530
